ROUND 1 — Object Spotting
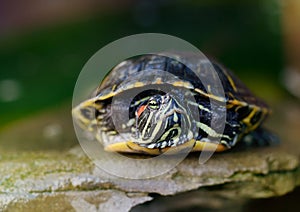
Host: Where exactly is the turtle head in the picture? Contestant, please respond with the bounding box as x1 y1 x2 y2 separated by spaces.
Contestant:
133 93 192 148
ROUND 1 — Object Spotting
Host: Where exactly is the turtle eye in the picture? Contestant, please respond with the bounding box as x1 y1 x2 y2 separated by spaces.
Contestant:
148 99 160 110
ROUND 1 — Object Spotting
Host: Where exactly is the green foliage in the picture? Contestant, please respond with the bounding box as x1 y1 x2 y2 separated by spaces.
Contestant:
0 1 283 126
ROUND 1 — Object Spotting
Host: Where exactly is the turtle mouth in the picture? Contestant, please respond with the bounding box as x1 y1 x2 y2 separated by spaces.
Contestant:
139 137 176 149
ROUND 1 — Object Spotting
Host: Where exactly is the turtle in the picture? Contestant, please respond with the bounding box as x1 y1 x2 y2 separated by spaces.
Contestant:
72 53 277 155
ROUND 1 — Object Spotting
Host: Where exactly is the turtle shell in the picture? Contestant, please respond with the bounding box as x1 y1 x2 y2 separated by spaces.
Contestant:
72 53 270 154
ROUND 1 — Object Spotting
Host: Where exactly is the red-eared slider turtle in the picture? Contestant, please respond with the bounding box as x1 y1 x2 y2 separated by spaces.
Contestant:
72 53 276 154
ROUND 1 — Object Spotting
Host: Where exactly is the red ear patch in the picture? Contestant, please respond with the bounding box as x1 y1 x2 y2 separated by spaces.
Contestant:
136 105 147 117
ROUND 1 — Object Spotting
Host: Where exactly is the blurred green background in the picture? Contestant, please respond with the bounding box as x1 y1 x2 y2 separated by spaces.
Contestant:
0 0 284 127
